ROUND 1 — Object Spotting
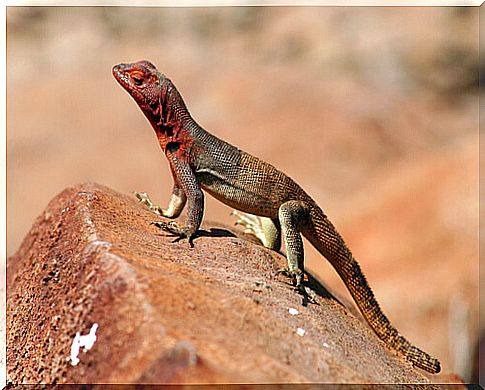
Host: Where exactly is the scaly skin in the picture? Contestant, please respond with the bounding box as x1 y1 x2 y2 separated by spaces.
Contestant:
112 60 441 374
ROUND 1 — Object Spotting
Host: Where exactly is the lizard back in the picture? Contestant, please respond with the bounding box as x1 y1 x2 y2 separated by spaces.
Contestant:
192 126 310 218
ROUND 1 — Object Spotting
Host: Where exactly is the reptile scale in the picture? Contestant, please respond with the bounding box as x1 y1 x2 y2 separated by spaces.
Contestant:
113 60 441 374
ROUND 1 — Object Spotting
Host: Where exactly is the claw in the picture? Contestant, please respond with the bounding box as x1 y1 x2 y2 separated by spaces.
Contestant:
134 191 151 204
150 221 195 246
151 220 183 236
275 267 303 288
275 267 290 277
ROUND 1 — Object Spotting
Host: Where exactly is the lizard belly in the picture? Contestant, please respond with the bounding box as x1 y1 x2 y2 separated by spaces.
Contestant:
194 148 307 218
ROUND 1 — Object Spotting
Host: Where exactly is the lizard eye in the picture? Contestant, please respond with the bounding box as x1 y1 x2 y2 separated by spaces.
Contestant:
132 74 144 86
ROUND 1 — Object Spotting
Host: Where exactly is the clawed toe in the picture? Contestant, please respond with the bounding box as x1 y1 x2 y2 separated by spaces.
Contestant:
135 191 163 216
275 267 290 277
151 220 180 235
134 191 151 205
150 221 192 242
275 267 304 288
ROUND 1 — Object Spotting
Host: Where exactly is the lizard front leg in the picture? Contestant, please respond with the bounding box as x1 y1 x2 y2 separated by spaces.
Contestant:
151 143 204 244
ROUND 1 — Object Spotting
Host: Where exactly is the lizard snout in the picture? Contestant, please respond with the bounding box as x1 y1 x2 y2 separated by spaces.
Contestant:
112 63 124 76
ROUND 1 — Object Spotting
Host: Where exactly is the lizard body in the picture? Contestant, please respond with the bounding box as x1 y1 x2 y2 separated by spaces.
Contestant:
113 60 441 374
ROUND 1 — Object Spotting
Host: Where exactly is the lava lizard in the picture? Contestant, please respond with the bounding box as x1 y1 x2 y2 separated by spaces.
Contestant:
112 60 441 374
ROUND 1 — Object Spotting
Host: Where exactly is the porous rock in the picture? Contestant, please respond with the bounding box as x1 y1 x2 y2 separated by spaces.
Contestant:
7 183 461 385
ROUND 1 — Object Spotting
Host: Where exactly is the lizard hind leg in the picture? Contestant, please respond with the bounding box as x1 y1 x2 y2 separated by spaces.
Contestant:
134 191 164 216
277 200 311 288
135 185 187 219
231 211 281 251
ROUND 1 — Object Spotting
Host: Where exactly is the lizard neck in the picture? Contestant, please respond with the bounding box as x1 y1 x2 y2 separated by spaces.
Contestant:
150 82 197 152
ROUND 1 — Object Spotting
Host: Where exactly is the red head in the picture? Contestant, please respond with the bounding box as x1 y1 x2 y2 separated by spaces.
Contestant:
113 60 191 137
113 60 162 109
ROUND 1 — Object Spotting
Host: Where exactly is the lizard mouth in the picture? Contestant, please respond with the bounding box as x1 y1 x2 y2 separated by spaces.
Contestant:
112 64 129 88
112 63 146 103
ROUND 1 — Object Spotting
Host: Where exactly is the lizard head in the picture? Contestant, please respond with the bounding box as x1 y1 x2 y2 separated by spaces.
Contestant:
113 60 189 131
113 60 163 120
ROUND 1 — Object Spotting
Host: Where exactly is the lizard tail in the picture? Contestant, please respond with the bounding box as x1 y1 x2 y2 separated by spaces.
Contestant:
304 205 441 374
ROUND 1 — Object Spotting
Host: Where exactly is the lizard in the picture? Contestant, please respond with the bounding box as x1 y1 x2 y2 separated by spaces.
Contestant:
112 60 441 374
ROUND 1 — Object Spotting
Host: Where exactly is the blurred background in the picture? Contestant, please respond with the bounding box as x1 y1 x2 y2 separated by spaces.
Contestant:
7 6 478 381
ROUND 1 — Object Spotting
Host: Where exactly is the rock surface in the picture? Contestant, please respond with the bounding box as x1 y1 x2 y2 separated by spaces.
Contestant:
7 183 463 384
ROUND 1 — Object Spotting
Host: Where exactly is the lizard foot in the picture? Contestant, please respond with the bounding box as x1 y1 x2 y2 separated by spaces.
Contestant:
275 267 304 289
232 210 271 247
151 220 187 236
232 211 281 250
134 191 163 216
150 221 195 246
275 267 316 305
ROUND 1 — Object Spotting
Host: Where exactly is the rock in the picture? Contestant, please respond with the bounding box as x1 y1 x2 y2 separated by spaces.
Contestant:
6 183 462 384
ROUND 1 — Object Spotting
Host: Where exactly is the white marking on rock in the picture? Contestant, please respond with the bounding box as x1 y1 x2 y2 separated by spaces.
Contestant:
69 323 98 366
323 342 330 348
288 308 299 316
296 327 306 337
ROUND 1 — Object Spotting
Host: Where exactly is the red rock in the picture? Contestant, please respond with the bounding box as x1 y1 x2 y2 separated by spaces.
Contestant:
6 183 462 384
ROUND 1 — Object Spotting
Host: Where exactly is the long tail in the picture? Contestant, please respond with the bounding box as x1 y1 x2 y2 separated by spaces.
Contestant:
304 205 441 374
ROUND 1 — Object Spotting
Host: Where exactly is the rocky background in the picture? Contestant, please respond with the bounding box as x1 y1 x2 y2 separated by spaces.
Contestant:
7 6 479 382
